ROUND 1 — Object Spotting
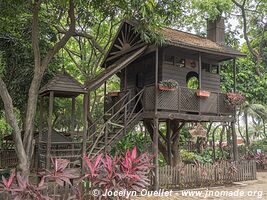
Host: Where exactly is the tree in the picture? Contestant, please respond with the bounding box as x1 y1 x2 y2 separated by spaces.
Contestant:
0 0 183 175
0 0 76 175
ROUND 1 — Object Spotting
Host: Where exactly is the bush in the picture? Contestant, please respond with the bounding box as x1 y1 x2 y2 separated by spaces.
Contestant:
83 146 153 193
180 149 197 163
0 147 153 199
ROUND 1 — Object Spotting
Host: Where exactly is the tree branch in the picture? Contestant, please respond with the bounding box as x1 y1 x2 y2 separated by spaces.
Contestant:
32 0 42 70
57 28 105 54
41 0 76 69
23 0 76 158
232 0 262 76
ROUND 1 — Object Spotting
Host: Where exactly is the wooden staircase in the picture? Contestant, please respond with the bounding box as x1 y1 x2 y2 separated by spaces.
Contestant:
85 89 144 158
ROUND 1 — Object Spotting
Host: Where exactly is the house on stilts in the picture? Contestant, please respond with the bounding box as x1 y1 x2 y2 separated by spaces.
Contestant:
33 18 253 189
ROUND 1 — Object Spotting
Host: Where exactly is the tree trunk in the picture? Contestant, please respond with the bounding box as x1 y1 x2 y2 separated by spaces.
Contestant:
171 120 184 166
244 112 250 145
166 120 172 166
0 0 76 176
143 120 169 164
0 78 29 175
263 119 266 137
219 125 226 159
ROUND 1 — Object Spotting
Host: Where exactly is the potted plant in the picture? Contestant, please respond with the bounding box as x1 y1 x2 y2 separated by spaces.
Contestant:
196 89 210 97
225 92 246 108
158 79 179 91
108 91 119 97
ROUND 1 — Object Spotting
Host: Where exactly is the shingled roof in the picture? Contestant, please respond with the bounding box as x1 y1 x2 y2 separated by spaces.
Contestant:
161 27 245 57
101 20 245 68
39 71 86 97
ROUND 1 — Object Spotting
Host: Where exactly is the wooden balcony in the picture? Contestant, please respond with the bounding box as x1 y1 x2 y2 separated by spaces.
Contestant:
143 85 235 122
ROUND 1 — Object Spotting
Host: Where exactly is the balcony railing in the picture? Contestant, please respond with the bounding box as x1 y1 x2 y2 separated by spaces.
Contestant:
143 85 234 116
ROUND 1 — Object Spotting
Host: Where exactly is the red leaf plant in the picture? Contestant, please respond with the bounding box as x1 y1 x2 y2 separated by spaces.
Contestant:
1 148 152 199
0 170 50 200
120 147 153 192
82 146 153 197
39 158 80 187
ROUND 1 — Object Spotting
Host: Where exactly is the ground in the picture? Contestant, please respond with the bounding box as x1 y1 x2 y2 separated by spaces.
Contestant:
136 172 267 200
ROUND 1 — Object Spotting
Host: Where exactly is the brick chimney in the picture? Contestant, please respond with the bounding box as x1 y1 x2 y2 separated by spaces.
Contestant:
207 16 225 44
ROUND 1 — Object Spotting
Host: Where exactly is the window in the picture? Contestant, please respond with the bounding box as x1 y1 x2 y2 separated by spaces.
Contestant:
175 58 185 68
202 63 210 72
186 71 199 89
211 65 219 74
164 55 174 65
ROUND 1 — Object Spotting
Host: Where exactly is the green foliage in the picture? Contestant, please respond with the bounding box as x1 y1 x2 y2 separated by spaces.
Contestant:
159 79 179 88
192 0 232 19
180 149 197 163
112 125 151 155
250 139 267 154
187 76 199 89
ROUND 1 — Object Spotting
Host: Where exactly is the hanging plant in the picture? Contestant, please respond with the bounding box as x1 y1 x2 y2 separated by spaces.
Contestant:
225 92 246 107
158 79 178 91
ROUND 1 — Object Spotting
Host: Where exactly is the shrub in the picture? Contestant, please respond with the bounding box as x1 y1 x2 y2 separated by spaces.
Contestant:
0 170 49 200
180 149 197 163
0 147 152 199
83 146 153 194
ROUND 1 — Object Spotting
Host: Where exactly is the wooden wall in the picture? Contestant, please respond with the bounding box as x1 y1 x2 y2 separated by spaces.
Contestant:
161 46 221 92
120 46 221 92
121 52 156 90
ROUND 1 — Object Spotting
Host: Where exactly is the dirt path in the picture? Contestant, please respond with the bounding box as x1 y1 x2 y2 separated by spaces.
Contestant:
136 172 267 200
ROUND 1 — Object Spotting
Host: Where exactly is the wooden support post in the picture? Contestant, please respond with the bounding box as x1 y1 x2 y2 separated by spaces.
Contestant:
198 53 202 114
71 96 76 132
232 59 238 160
212 128 216 161
233 59 236 92
153 47 159 190
198 52 202 89
124 67 127 90
104 81 108 153
104 124 108 152
166 120 172 166
38 97 44 170
104 81 107 114
153 117 159 190
71 96 76 158
231 121 238 161
82 94 88 174
46 91 54 170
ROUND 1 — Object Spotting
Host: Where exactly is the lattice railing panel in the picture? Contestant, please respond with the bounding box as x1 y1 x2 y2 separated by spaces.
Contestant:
180 87 199 112
144 86 155 111
200 93 218 114
158 89 178 111
218 93 234 115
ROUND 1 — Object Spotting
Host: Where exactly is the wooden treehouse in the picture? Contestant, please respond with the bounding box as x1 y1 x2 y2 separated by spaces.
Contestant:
37 18 245 188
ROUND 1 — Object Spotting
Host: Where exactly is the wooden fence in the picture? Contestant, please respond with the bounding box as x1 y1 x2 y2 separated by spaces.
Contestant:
0 149 18 168
158 160 256 189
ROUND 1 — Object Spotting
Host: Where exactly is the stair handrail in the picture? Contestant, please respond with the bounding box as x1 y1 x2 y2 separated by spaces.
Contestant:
91 110 143 157
87 89 144 156
88 89 144 140
87 90 130 132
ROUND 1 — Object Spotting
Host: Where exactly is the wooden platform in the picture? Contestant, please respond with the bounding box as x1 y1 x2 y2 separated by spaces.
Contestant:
143 111 234 122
